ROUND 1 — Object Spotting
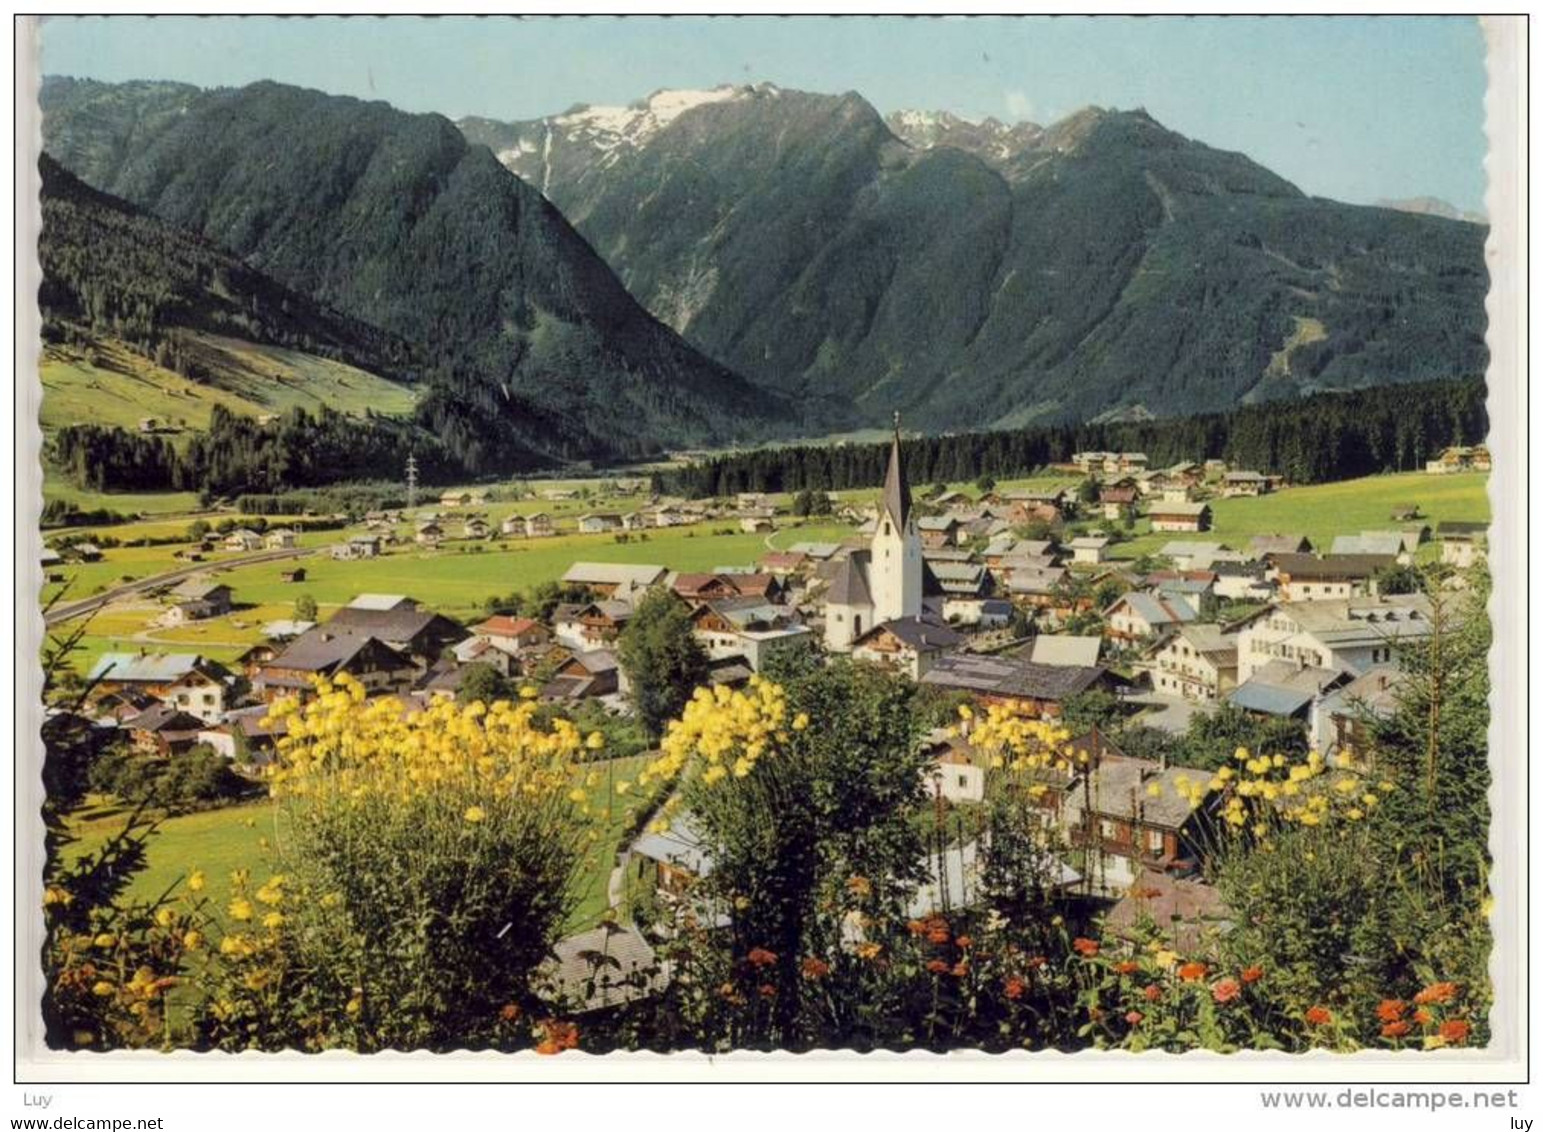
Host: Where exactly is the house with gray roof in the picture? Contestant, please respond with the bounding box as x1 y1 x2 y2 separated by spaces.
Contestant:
921 651 1106 714
1103 591 1198 642
1235 594 1434 683
1138 623 1240 702
1061 754 1219 897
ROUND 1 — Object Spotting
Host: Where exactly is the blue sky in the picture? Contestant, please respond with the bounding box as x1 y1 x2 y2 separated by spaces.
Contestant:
41 15 1488 214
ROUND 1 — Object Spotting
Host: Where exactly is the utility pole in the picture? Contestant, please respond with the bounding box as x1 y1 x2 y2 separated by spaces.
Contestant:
405 452 419 512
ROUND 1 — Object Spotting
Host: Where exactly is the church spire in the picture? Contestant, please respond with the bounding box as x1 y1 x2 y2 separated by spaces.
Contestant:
881 411 911 530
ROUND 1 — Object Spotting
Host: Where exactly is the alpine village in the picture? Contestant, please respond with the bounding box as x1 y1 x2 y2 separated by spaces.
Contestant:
38 77 1492 1057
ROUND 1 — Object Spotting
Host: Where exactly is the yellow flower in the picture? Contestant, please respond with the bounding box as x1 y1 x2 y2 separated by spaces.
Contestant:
586 731 606 751
182 930 203 951
228 898 254 922
93 933 116 949
463 806 486 823
1154 949 1178 969
793 712 810 731
262 912 285 930
155 908 175 929
91 981 114 998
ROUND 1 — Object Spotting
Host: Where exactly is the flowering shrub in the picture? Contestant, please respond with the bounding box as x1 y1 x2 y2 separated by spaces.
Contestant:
240 676 591 1050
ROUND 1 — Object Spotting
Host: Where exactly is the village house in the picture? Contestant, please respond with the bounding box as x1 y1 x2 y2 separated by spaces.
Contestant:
1425 445 1492 474
86 653 230 718
921 735 986 804
916 514 962 549
541 650 622 703
1062 754 1217 897
739 511 776 534
253 630 418 703
1331 531 1413 564
70 541 104 562
1067 535 1111 565
553 601 635 652
325 595 469 663
1148 501 1212 533
577 512 625 535
332 535 382 560
1249 534 1314 561
941 596 1014 628
414 521 444 547
1138 623 1240 702
1268 553 1393 602
461 515 490 540
1210 561 1276 603
224 528 264 552
1227 660 1351 725
280 567 307 584
1004 564 1072 611
929 561 991 599
523 512 555 538
123 703 207 757
671 572 784 607
920 651 1107 717
560 562 668 597
536 923 666 1016
470 614 551 654
1234 594 1436 683
159 579 234 626
850 617 965 680
1220 471 1272 497
197 704 288 765
688 600 812 672
1316 666 1403 761
758 550 811 577
1103 591 1197 642
1438 520 1489 568
264 528 298 550
1099 483 1140 521
1026 634 1103 668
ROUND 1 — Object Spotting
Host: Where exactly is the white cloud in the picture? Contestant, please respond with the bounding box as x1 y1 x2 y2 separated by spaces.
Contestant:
1004 90 1035 122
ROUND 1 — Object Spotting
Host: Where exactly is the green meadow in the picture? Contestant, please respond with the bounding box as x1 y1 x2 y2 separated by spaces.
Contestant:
63 752 656 935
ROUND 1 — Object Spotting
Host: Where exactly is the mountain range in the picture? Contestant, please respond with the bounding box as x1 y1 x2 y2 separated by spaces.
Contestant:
461 84 1489 432
38 75 1489 469
40 76 787 469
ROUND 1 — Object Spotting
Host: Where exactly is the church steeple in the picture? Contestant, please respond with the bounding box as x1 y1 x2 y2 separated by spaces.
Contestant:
881 411 911 532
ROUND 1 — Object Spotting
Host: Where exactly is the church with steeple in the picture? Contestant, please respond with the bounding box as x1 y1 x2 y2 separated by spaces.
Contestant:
824 417 927 652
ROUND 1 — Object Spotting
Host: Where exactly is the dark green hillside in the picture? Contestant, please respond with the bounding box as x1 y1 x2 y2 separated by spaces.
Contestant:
466 91 1488 433
41 77 789 468
39 152 414 381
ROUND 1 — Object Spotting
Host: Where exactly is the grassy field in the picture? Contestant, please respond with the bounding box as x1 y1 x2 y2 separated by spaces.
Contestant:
1108 471 1489 561
40 338 416 436
62 752 657 935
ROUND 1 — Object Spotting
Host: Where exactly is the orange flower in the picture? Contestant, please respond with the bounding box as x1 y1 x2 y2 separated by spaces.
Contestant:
535 1019 579 1055
757 983 777 999
498 1003 521 1023
1072 937 1100 957
1003 976 1026 1000
746 947 778 969
846 875 872 898
1027 955 1047 969
906 919 927 936
800 956 831 980
1211 977 1241 1004
950 960 969 978
1124 1010 1143 1025
926 959 950 975
1375 999 1406 1022
1438 1018 1471 1045
955 935 973 950
1240 965 1264 984
1413 1008 1433 1024
1114 960 1140 975
854 941 883 961
1305 1006 1333 1026
1143 984 1162 1003
926 917 951 945
1178 962 1207 982
1380 1020 1412 1038
1414 981 1458 1006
